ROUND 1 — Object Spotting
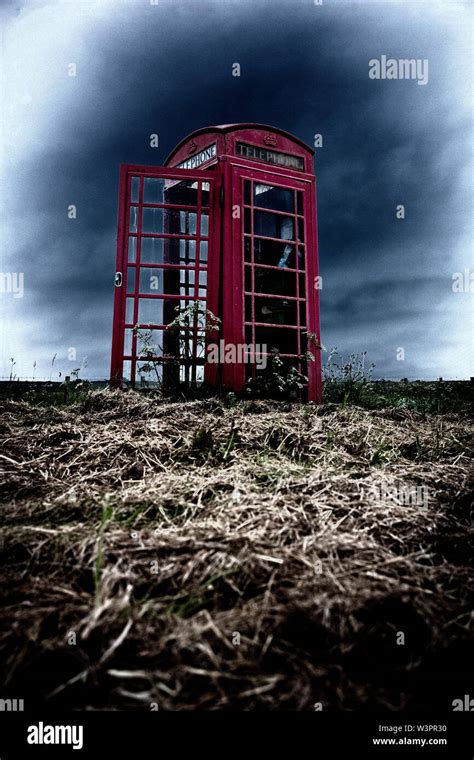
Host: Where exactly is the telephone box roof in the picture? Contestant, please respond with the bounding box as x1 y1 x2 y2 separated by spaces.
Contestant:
164 123 314 165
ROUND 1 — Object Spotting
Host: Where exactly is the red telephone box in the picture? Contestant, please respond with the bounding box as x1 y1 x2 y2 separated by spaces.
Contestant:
110 123 322 402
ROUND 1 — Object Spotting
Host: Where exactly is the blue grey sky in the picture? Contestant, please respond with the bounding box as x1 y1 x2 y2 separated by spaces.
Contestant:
1 0 472 380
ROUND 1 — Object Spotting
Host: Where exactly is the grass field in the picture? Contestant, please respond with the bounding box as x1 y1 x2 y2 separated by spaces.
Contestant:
0 383 472 711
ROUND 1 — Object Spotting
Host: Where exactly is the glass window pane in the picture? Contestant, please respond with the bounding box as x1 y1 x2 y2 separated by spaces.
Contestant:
142 207 164 234
178 238 196 264
125 297 135 325
254 211 294 241
179 268 194 298
244 237 252 262
253 297 297 326
200 213 209 236
201 182 210 207
245 296 253 322
195 331 206 358
139 268 164 295
137 298 164 325
180 269 195 285
140 237 165 264
244 180 251 206
297 218 305 242
141 208 200 236
137 360 163 387
141 268 197 298
299 273 306 298
245 265 252 292
253 238 299 269
128 236 137 263
253 184 294 213
140 237 197 265
158 209 197 236
131 176 140 203
143 178 166 204
165 180 199 206
143 178 201 206
199 240 208 263
254 267 296 297
129 206 138 233
244 208 251 234
126 267 136 294
162 299 181 326
254 326 299 355
136 328 164 358
297 246 305 270
183 210 197 235
181 301 205 329
123 328 134 357
296 191 303 216
299 301 307 327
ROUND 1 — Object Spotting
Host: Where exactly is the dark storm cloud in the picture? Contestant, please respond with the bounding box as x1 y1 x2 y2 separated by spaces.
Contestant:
1 0 472 379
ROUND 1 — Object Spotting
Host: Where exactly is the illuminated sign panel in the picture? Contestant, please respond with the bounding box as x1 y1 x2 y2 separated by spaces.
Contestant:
236 142 304 171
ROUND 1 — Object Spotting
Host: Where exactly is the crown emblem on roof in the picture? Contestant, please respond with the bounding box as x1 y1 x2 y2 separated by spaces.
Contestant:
263 133 277 146
188 140 198 154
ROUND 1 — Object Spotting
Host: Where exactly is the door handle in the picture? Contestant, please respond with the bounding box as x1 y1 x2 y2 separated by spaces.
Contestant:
115 272 123 287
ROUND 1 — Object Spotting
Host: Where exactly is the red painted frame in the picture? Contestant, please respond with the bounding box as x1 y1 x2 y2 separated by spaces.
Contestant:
220 162 321 402
111 125 322 401
110 165 220 387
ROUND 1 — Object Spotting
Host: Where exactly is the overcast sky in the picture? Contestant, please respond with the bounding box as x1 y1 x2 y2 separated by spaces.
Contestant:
1 0 472 381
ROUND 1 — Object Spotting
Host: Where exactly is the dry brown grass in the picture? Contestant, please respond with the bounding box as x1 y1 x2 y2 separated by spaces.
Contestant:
0 390 472 711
